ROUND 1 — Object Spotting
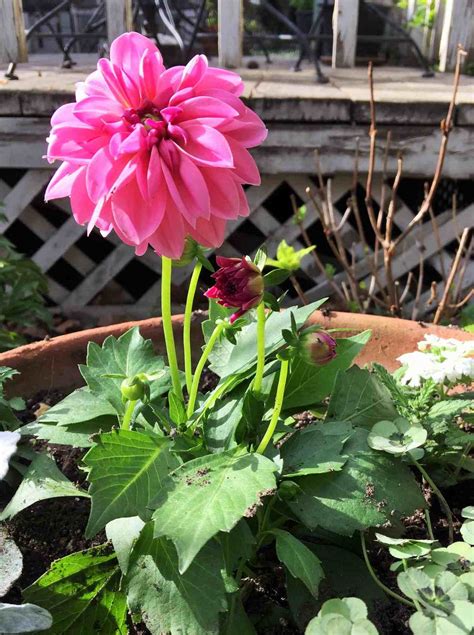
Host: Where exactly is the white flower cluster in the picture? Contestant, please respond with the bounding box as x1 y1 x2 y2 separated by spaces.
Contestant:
0 430 20 480
397 334 474 387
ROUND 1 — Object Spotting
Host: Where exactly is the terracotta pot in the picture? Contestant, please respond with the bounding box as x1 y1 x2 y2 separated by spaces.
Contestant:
0 311 472 398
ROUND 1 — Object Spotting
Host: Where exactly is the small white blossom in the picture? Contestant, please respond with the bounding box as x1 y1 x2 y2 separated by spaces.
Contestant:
397 335 474 387
0 431 20 480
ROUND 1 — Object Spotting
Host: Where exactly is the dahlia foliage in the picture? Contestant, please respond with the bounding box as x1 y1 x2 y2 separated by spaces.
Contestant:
45 32 267 259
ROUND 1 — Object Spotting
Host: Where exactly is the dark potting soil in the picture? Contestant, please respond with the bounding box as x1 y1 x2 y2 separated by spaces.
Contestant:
2 376 467 634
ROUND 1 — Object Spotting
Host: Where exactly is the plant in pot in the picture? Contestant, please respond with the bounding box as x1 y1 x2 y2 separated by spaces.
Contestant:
1 32 473 635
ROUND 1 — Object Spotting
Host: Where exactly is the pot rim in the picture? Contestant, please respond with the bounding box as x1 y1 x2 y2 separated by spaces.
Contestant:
0 310 472 398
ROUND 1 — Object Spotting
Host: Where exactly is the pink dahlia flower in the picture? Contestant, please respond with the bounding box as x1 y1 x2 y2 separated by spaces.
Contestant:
205 256 264 322
44 32 267 259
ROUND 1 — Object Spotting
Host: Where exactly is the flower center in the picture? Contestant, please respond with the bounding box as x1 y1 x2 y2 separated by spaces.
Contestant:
122 100 187 148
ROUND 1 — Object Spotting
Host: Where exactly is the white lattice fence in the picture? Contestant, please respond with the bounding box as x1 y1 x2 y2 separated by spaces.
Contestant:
0 167 472 319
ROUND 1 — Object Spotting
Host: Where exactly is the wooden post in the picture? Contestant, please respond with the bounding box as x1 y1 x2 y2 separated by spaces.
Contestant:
332 0 359 68
218 0 242 69
439 0 473 72
106 0 133 45
0 0 27 64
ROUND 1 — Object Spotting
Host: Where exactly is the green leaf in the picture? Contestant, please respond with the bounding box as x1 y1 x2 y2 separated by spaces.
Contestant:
326 366 398 427
375 533 435 559
0 603 52 633
21 420 97 448
126 524 227 635
289 429 425 535
168 390 187 425
0 527 23 597
409 602 474 635
105 516 144 575
264 269 291 286
83 430 181 537
305 597 378 635
461 507 474 545
151 450 277 572
270 529 324 598
367 418 427 455
209 300 326 378
219 520 255 573
0 453 87 521
283 333 371 410
38 388 118 428
281 422 352 476
203 394 243 453
425 399 474 436
23 547 126 634
80 327 170 415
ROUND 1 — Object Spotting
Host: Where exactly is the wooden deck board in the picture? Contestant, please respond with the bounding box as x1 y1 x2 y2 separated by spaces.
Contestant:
0 56 472 124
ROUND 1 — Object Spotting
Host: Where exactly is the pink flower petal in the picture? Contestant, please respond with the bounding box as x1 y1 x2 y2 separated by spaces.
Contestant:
177 96 239 124
118 125 147 155
50 103 76 126
177 123 233 167
97 58 140 108
112 177 165 245
195 67 244 96
147 145 164 200
139 50 165 101
200 167 240 219
179 54 208 90
160 143 209 227
188 215 226 249
73 96 123 126
227 138 261 185
148 202 186 259
70 167 94 225
45 162 83 201
110 32 159 76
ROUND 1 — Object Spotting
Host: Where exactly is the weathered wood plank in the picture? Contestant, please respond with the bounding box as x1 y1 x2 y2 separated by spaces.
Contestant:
332 0 359 68
0 170 50 232
61 242 135 308
32 216 85 272
253 124 474 179
105 0 133 44
439 0 473 72
218 0 242 69
0 0 27 64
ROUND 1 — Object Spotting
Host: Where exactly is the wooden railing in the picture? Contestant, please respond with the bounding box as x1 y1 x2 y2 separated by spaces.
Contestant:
0 0 472 71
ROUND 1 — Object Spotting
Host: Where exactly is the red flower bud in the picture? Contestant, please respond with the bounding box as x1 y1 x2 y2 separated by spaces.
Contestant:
301 331 337 365
205 256 264 323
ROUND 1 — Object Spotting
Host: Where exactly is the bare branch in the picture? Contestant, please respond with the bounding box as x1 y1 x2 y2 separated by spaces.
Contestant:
393 46 467 250
433 227 471 325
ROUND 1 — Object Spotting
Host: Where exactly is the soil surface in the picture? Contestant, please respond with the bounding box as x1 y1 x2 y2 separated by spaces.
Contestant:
1 374 470 634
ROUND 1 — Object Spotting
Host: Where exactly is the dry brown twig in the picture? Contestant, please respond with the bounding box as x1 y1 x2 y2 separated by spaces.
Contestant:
392 46 467 251
433 227 471 325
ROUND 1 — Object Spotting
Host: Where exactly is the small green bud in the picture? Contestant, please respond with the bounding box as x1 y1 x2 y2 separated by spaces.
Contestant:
278 480 300 501
120 373 149 402
174 237 200 267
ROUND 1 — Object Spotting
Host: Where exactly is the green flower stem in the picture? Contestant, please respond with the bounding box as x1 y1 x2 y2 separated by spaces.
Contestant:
183 261 202 395
161 256 183 401
413 458 454 544
360 533 416 609
424 508 435 541
187 321 226 418
122 400 137 430
253 302 266 395
453 442 471 481
256 358 289 455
